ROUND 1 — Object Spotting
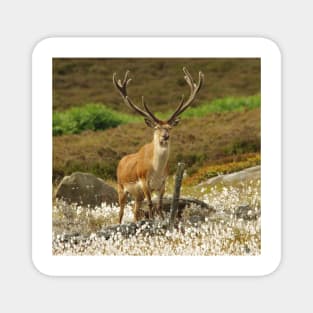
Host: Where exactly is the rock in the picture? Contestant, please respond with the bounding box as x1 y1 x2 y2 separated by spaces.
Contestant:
235 204 259 220
199 165 260 186
143 196 212 212
140 196 214 218
55 172 118 207
223 166 260 183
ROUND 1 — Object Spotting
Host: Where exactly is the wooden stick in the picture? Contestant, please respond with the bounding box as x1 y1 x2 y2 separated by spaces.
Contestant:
169 162 185 229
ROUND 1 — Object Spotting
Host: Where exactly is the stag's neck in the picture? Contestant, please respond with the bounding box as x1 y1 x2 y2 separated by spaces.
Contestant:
152 134 170 173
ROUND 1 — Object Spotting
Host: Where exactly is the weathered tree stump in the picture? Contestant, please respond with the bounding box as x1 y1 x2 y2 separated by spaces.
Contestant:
169 162 185 229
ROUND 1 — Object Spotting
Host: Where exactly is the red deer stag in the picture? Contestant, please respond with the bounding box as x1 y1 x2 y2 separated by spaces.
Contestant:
113 67 204 224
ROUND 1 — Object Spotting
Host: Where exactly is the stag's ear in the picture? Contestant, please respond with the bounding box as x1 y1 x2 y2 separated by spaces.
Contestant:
144 118 156 128
169 117 180 127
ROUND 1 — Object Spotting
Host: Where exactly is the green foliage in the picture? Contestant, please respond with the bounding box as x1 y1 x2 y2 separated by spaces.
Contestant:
53 103 140 136
53 95 260 136
183 94 260 117
156 94 260 120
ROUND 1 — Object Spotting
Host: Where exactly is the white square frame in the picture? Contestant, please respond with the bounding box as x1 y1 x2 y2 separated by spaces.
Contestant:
32 37 281 276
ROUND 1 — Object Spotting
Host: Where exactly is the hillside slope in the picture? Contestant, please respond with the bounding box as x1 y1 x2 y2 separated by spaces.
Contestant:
53 58 260 113
53 108 260 182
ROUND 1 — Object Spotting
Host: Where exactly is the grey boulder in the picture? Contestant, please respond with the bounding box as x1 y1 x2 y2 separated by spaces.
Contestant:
55 172 118 207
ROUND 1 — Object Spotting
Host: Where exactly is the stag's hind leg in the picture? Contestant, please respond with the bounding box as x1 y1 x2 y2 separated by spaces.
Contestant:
118 185 127 224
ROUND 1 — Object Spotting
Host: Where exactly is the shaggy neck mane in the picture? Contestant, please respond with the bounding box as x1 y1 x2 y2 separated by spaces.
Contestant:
152 133 170 172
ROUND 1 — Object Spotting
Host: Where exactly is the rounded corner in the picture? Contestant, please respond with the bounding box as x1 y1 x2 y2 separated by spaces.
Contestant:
258 36 282 59
32 37 55 59
31 255 54 277
259 254 282 277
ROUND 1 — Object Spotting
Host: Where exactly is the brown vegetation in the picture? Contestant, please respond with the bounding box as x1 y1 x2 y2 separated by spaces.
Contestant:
53 58 260 113
53 108 260 184
184 152 260 186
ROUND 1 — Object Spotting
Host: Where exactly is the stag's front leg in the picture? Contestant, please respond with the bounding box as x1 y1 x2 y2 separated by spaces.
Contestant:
133 197 143 222
156 184 165 219
142 183 154 220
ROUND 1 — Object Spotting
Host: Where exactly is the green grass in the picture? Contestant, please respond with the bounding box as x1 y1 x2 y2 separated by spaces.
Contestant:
156 94 260 119
53 103 141 135
53 95 260 136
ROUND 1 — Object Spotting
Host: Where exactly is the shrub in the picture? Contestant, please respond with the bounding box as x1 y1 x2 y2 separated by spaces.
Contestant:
53 103 140 135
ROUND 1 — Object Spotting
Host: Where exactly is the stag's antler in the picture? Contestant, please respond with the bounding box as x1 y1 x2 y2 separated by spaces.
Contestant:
167 67 204 125
113 71 161 124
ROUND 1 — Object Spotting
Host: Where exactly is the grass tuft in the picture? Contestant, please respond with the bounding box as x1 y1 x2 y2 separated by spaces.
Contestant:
53 103 140 135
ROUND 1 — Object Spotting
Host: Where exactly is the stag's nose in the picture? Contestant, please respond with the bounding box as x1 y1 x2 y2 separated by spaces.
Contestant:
163 134 170 141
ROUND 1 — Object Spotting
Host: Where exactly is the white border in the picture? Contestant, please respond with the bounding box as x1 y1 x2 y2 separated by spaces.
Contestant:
32 37 281 276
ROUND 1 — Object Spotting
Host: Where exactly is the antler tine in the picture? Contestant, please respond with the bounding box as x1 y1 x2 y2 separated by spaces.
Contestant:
183 67 196 89
113 71 158 122
167 68 204 124
122 70 131 86
142 96 161 123
113 71 131 95
166 95 185 124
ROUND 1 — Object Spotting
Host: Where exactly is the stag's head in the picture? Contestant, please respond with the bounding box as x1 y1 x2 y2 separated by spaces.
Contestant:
113 67 204 146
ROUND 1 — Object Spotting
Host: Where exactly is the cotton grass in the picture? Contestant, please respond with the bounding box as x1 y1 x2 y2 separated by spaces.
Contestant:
52 179 261 256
